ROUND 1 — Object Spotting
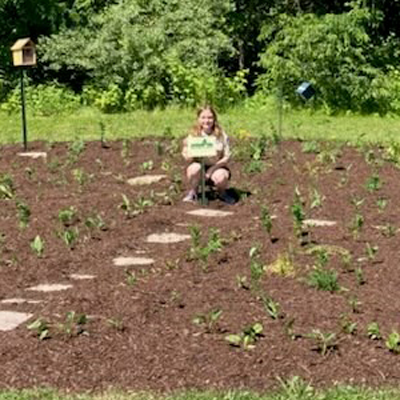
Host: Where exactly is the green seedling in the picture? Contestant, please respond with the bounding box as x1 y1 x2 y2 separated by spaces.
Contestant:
125 270 137 286
188 226 224 267
355 267 366 285
58 206 78 227
309 188 325 209
236 275 249 290
141 160 154 171
57 311 87 337
376 198 388 212
16 199 30 228
350 196 365 209
192 309 223 333
365 242 378 260
306 329 337 356
24 167 35 180
119 194 134 218
307 267 339 292
27 318 50 340
72 168 92 186
260 204 273 238
367 322 381 340
30 235 44 257
107 318 125 331
85 214 107 231
259 293 281 320
351 212 364 239
348 296 362 313
249 245 264 289
379 224 397 238
225 322 263 350
60 228 79 249
0 173 15 199
291 188 305 238
386 331 400 354
365 174 381 192
340 314 357 335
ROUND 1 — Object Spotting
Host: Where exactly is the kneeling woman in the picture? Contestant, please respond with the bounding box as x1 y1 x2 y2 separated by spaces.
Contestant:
182 105 235 204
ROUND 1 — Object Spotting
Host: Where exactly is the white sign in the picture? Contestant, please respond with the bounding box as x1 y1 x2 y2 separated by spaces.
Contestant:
186 136 217 158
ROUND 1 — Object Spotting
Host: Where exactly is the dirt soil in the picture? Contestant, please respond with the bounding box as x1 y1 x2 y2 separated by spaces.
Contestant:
1 137 400 393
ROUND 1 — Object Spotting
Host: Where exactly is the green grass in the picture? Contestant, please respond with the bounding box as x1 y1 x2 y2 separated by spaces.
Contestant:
1 101 400 145
1 383 400 400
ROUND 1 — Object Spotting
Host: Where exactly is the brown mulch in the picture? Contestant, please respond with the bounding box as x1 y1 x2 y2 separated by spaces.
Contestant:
0 137 400 393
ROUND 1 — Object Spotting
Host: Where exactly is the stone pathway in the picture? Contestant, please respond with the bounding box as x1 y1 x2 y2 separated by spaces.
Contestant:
146 232 191 244
127 175 166 186
186 209 233 217
17 152 47 160
26 283 73 292
0 311 33 331
113 257 154 267
303 219 337 227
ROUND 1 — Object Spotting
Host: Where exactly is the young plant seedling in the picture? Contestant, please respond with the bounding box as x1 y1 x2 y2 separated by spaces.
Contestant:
27 318 50 340
340 313 357 335
260 204 274 241
57 311 88 337
348 296 362 313
58 206 78 227
30 235 45 257
386 331 400 354
291 187 305 239
306 329 337 356
307 267 339 292
0 173 15 199
67 139 85 165
376 198 388 213
309 188 325 209
225 322 263 350
249 245 264 291
192 309 223 333
355 267 366 285
140 160 154 172
59 227 79 249
16 199 30 228
259 292 281 320
367 322 382 340
365 173 381 192
365 242 378 261
125 270 137 286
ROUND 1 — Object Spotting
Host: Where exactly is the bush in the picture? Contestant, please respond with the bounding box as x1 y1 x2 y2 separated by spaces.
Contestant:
1 83 81 116
256 4 400 114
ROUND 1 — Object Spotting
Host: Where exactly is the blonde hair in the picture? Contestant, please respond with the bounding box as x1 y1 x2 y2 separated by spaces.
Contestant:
191 105 223 139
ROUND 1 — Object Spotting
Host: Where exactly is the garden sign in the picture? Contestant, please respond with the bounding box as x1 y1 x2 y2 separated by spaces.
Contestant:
186 136 217 158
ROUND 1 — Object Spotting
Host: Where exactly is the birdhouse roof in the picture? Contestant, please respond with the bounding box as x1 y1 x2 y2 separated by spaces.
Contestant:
11 38 35 51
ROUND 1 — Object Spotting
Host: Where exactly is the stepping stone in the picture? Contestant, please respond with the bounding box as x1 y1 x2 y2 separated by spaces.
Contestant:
0 311 33 331
146 233 191 244
1 298 42 305
113 257 154 267
17 152 47 160
186 209 234 217
303 219 337 227
69 274 96 280
127 175 166 186
27 283 73 292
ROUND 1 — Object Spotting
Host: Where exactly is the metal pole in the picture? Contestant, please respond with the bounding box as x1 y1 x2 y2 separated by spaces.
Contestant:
200 158 206 205
20 68 28 151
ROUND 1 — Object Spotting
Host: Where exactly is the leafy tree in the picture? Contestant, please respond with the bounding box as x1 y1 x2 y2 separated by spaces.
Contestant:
257 3 400 114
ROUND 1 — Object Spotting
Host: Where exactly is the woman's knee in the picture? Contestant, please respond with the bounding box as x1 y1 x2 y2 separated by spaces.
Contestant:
211 169 230 187
186 162 202 179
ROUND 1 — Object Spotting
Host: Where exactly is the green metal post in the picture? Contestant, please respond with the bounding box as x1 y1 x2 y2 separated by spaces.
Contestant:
20 68 28 151
200 158 207 206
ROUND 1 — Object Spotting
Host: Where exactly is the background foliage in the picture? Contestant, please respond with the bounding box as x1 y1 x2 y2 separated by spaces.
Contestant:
2 0 400 113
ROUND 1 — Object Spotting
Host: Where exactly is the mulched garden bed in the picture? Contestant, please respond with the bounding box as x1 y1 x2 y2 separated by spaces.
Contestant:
1 137 400 392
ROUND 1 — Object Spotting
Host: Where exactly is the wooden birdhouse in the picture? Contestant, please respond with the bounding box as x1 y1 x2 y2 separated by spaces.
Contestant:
11 38 36 67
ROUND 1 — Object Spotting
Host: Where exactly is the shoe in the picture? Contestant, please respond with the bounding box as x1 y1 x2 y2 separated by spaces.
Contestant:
219 191 236 205
183 191 197 203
